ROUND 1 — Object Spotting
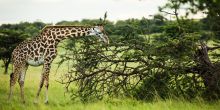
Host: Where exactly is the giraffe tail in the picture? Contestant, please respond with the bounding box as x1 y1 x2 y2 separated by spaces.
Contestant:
10 59 14 82
11 52 14 74
10 64 14 77
10 72 14 79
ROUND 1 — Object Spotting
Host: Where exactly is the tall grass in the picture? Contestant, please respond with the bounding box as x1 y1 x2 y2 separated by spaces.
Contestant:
0 61 220 110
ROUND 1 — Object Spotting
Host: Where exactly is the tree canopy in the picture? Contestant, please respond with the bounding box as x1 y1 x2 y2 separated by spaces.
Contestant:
0 30 26 74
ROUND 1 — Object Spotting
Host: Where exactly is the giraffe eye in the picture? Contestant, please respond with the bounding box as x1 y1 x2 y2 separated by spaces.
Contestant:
97 32 102 34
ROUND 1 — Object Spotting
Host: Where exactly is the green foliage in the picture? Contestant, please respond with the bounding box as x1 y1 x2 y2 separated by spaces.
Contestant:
0 30 25 74
0 21 46 38
57 17 212 101
0 30 25 54
57 7 220 101
161 0 220 37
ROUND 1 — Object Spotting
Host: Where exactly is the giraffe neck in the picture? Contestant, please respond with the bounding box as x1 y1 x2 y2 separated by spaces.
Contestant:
40 26 95 45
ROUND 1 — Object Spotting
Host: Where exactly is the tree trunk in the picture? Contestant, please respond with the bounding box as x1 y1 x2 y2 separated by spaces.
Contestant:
202 69 220 100
195 42 220 99
3 58 10 74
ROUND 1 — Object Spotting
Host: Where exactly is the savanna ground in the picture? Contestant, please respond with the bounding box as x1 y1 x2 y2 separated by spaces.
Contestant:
0 43 220 110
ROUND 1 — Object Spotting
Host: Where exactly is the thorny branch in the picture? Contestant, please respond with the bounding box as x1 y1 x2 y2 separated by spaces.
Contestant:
57 36 220 101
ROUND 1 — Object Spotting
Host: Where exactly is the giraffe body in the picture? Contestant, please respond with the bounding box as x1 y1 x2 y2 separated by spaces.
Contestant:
13 37 48 67
8 25 109 103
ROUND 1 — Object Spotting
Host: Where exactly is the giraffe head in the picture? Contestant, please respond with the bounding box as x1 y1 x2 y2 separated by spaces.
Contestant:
90 25 109 44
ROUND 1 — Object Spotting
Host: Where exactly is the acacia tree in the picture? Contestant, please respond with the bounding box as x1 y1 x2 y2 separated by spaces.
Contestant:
0 30 25 74
159 0 220 100
56 18 209 101
58 23 208 101
57 1 220 101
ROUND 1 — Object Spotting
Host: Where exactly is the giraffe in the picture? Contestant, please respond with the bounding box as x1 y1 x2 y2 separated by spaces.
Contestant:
8 25 109 104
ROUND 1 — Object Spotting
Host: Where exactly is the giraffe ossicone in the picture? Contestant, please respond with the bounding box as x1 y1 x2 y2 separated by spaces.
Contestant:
8 25 109 103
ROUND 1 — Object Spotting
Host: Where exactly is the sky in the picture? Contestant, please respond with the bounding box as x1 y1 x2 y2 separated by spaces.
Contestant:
0 0 203 24
0 0 168 24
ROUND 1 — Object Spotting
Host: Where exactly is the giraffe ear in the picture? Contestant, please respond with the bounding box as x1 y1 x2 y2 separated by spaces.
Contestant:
99 18 103 23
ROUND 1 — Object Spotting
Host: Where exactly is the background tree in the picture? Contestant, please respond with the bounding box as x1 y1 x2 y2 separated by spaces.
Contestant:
0 30 25 74
0 22 46 74
0 21 46 38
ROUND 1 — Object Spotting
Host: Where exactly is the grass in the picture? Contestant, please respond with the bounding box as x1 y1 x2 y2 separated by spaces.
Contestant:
0 42 220 110
1 63 220 110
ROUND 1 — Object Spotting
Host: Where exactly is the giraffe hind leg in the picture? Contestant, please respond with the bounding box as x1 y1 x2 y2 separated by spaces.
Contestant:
18 65 28 103
8 72 19 101
8 72 14 100
18 74 25 103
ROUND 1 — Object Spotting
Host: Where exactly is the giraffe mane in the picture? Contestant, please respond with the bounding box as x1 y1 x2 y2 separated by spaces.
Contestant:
40 25 104 35
40 25 97 34
41 25 96 30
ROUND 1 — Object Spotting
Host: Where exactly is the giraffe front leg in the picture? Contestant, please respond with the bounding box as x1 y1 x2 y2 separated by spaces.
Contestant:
34 62 51 104
42 52 56 104
34 73 44 104
43 63 51 104
44 73 49 104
